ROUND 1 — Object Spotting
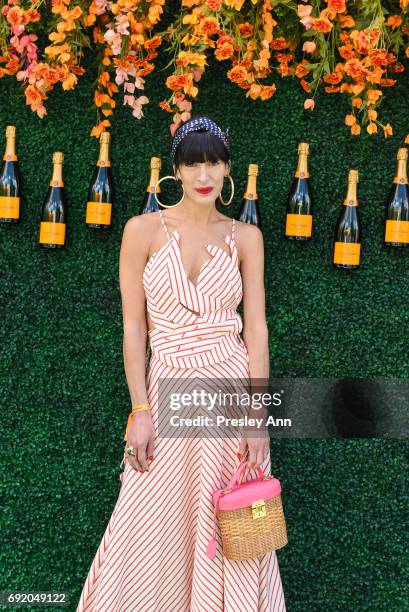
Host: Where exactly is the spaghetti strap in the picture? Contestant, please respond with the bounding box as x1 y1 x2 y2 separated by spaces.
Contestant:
231 217 235 242
159 209 170 241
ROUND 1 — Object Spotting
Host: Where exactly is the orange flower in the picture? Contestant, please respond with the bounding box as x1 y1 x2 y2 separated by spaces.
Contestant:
166 74 190 91
368 109 377 121
197 17 219 37
206 0 222 9
304 98 315 110
366 89 382 105
246 83 262 100
344 58 371 80
339 15 355 28
387 15 402 29
90 120 111 139
239 22 253 37
25 84 44 105
259 84 277 100
383 123 393 138
311 18 332 34
351 123 361 135
300 78 311 94
295 62 309 79
367 123 377 135
404 134 409 144
350 29 380 54
227 65 248 84
352 97 362 108
326 0 346 12
323 71 342 85
270 37 288 50
159 99 172 112
325 86 340 93
344 114 356 126
6 6 26 27
215 42 234 61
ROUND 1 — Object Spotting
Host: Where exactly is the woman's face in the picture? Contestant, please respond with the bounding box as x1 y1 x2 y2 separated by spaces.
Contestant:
174 158 231 206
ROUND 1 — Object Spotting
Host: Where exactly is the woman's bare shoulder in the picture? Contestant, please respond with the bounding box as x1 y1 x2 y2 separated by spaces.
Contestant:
123 211 160 237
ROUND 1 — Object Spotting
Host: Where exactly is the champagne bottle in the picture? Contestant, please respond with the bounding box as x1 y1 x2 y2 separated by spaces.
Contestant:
285 142 313 240
237 163 261 227
333 170 361 269
38 152 66 249
140 156 161 214
0 125 21 223
384 147 409 247
86 131 113 229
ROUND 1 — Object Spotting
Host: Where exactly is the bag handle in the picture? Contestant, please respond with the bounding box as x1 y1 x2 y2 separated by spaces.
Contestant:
226 459 264 491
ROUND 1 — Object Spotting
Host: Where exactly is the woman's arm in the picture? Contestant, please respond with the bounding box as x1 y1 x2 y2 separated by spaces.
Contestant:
119 216 150 405
240 223 269 380
237 222 270 471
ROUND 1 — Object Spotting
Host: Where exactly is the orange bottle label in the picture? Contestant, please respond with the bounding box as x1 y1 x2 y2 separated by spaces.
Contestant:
285 213 312 237
39 221 66 245
86 201 112 225
385 220 409 243
333 241 360 265
0 196 20 218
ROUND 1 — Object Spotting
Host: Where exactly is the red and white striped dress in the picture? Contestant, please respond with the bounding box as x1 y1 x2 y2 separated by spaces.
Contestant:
77 210 286 612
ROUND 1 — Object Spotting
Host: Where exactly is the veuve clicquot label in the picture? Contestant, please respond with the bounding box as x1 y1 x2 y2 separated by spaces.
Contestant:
39 221 66 245
285 214 312 237
285 142 313 240
333 242 361 265
384 147 409 246
0 125 21 223
86 202 112 224
0 196 19 219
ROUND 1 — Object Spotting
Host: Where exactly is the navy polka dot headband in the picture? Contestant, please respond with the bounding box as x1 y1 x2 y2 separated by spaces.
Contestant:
171 116 231 162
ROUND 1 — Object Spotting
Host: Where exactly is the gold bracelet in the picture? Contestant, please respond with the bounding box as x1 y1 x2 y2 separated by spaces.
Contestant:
131 402 151 414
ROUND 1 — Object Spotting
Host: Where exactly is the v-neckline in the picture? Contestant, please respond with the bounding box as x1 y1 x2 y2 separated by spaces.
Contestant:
172 230 231 289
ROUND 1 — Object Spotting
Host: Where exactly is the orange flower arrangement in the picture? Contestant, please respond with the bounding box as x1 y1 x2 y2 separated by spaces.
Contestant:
0 0 408 138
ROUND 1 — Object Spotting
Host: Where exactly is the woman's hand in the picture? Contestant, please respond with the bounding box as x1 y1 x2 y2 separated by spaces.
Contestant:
237 429 270 480
124 411 156 472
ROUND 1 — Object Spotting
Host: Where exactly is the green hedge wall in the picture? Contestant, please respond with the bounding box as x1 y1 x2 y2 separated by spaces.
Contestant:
1 15 408 611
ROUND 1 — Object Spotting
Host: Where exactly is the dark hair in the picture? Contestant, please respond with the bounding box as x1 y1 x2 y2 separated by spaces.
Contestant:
172 115 231 171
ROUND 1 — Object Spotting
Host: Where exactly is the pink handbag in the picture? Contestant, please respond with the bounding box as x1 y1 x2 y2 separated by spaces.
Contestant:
206 459 288 561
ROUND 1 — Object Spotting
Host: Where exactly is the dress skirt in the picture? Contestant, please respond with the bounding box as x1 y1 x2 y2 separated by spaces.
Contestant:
76 342 286 611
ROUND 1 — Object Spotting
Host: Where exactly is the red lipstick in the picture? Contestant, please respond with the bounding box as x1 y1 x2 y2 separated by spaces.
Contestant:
195 187 213 194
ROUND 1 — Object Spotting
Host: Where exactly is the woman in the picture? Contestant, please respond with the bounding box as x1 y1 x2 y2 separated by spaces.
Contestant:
77 115 286 611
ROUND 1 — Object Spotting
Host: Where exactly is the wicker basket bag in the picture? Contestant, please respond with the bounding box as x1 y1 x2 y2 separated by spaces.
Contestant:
206 459 288 561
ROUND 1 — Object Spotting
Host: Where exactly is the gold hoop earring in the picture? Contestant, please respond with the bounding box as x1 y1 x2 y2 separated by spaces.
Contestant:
219 174 234 206
154 175 185 208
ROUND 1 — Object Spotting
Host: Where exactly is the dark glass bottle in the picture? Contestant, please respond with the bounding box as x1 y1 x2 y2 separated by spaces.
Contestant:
86 131 113 229
384 147 409 247
140 157 161 214
237 163 261 227
38 152 66 249
285 142 313 240
332 169 361 269
0 125 21 223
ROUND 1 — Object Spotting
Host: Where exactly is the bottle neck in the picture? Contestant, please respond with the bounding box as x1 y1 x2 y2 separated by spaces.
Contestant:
343 182 358 206
394 158 408 185
50 163 64 187
3 136 17 161
295 153 309 179
244 174 258 199
148 167 160 192
97 142 111 167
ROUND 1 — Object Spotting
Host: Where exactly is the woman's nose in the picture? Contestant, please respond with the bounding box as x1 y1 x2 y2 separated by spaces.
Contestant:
198 164 210 181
